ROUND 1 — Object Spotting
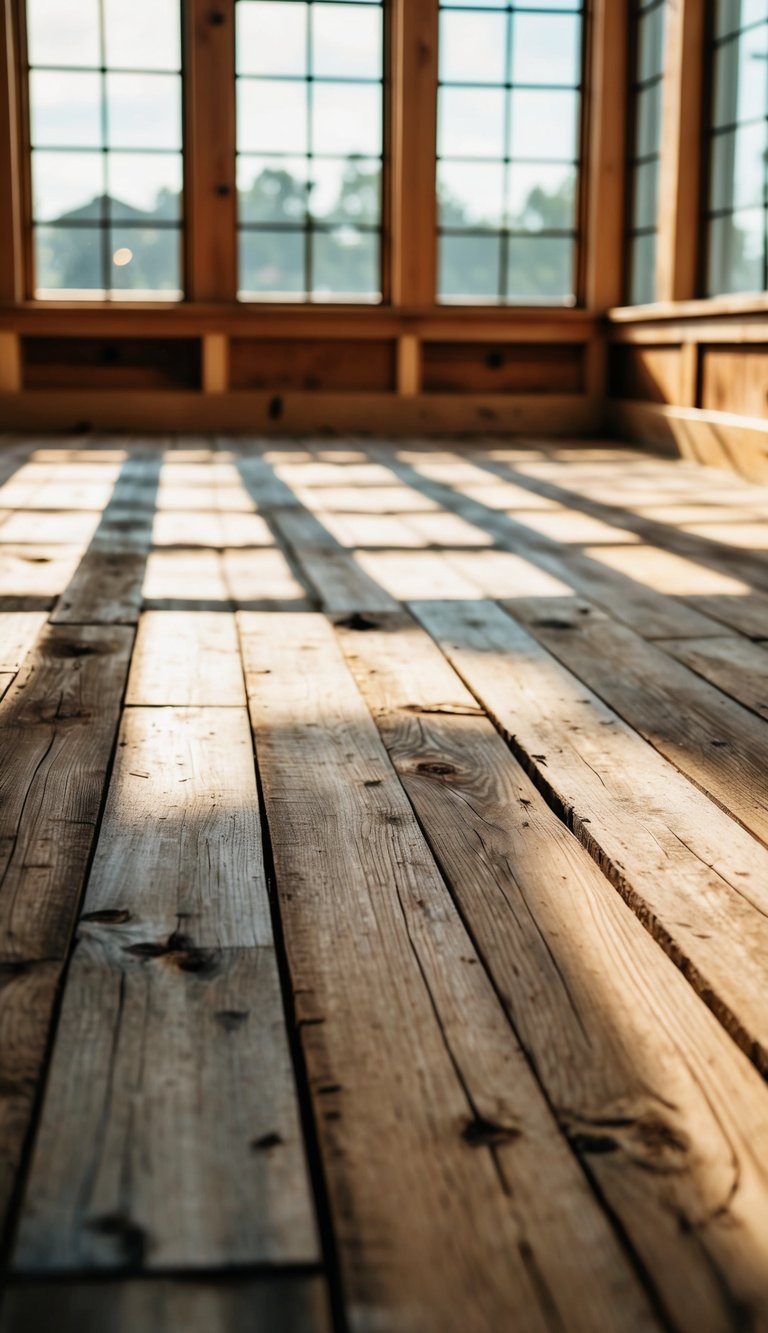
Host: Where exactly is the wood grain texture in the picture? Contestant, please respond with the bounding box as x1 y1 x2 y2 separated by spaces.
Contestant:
239 611 657 1333
655 635 768 722
80 707 271 948
14 939 318 1272
0 1277 332 1333
335 609 768 1332
411 598 768 1073
0 623 133 962
126 613 246 707
505 595 768 847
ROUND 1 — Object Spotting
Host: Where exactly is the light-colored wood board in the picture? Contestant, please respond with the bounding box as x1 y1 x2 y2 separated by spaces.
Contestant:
0 624 134 962
0 1277 333 1333
0 511 102 545
126 613 246 707
238 611 658 1333
411 598 768 1073
353 550 481 602
223 547 313 609
0 610 47 670
81 706 269 948
656 635 768 722
0 546 84 600
0 961 63 1235
141 550 231 609
335 610 768 1332
505 595 768 848
0 481 116 511
14 940 319 1272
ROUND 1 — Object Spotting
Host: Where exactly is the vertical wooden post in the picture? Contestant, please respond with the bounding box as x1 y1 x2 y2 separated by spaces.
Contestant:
184 0 238 303
656 0 706 301
679 340 698 407
202 332 228 394
0 332 22 391
390 0 439 309
0 0 24 305
397 333 421 397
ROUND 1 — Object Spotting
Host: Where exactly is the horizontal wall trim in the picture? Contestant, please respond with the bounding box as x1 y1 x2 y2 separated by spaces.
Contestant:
0 390 600 436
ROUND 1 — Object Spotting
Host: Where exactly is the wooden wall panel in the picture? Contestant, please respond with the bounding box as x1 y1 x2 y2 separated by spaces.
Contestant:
422 343 585 395
22 338 202 390
610 345 684 404
700 347 768 420
229 339 397 392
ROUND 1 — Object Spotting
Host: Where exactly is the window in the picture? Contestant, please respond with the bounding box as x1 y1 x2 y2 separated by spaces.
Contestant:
235 0 385 303
436 0 584 306
25 0 184 300
626 0 667 305
705 0 768 295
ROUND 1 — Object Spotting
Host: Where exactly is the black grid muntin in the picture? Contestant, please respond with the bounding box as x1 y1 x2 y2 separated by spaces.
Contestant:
26 0 184 298
235 0 385 302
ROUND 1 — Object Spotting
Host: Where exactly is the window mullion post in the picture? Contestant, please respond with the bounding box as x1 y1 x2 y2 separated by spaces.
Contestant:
389 0 438 311
0 0 24 306
656 0 705 302
584 0 630 313
185 0 238 303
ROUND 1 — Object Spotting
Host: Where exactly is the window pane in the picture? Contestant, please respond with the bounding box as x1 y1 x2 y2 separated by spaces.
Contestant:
715 0 766 38
707 210 765 294
636 82 663 158
439 234 502 302
438 161 505 229
311 83 382 155
438 88 506 158
713 24 768 127
107 153 183 221
509 90 579 161
632 158 659 230
30 72 102 147
235 0 384 302
507 235 574 302
106 74 182 150
511 14 581 86
109 226 181 295
312 229 379 298
103 0 181 70
710 122 768 211
237 80 308 153
34 226 104 295
236 2 308 76
508 164 576 230
26 0 100 67
309 159 381 225
638 5 665 80
238 157 309 223
628 231 657 305
239 230 306 299
312 4 382 79
32 151 104 223
439 11 507 84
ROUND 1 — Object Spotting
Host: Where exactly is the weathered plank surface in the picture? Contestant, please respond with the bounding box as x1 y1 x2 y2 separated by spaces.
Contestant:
656 634 768 721
0 612 47 671
126 613 246 707
272 509 399 613
504 595 768 847
335 609 768 1332
411 599 768 1072
0 623 134 962
14 938 318 1272
0 1278 333 1333
79 707 270 948
239 611 658 1333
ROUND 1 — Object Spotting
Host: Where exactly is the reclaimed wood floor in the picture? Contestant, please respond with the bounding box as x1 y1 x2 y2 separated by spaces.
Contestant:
0 434 767 1333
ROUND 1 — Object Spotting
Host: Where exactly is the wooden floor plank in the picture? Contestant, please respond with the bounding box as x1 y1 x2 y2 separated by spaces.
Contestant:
655 635 768 721
78 707 270 948
335 609 768 1332
126 613 246 707
411 598 768 1073
0 623 134 962
238 611 658 1333
14 938 318 1272
0 611 48 671
0 1277 333 1333
503 594 768 848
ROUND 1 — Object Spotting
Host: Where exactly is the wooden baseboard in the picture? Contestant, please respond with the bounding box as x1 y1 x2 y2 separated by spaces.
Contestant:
0 390 600 436
608 399 768 483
